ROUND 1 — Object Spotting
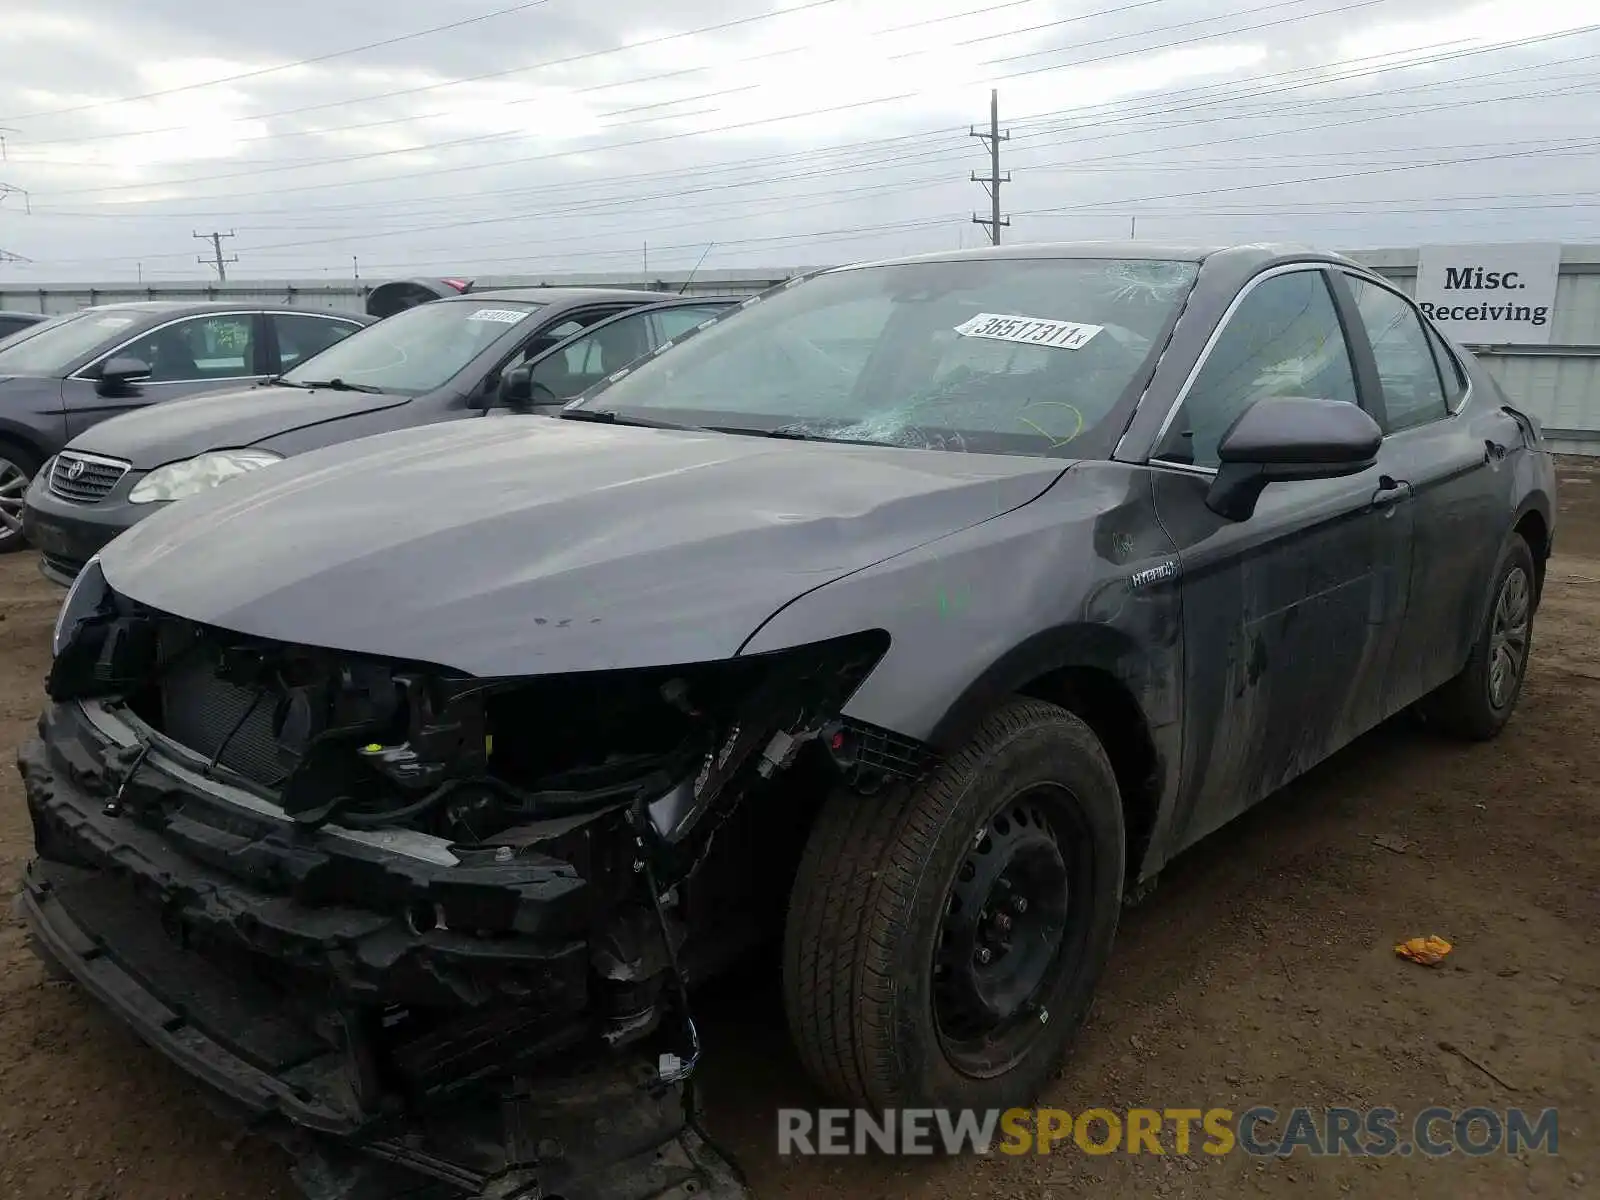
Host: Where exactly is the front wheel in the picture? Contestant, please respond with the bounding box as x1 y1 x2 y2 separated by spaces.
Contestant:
1418 533 1537 741
782 697 1125 1110
0 442 40 554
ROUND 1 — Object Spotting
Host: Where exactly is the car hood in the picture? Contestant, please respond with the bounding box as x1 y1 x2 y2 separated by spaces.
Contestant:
98 418 1068 676
69 383 411 466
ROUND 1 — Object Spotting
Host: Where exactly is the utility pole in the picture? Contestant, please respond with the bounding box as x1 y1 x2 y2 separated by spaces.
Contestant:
1 180 29 263
970 88 1010 246
194 229 238 281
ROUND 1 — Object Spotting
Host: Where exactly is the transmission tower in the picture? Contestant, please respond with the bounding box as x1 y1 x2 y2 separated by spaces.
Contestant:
970 89 1010 246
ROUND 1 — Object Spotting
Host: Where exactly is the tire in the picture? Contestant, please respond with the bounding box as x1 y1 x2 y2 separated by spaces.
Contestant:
1417 533 1536 741
0 438 40 554
782 697 1125 1111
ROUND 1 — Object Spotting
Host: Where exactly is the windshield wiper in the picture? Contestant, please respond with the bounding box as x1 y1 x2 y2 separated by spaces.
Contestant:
557 409 701 431
260 376 311 388
296 377 385 394
711 423 894 449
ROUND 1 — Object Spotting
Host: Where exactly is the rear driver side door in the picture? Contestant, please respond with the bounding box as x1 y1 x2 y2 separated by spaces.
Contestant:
1332 270 1516 715
1149 266 1415 846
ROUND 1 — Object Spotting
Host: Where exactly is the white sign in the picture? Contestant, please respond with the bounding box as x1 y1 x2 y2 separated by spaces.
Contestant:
954 312 1103 350
465 307 529 324
1413 243 1560 346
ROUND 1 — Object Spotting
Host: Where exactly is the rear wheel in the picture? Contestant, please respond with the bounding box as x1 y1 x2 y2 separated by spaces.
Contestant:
0 441 39 553
1418 533 1536 740
782 697 1125 1109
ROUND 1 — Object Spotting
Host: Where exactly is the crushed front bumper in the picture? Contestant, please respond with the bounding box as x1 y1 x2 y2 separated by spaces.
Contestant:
15 701 750 1200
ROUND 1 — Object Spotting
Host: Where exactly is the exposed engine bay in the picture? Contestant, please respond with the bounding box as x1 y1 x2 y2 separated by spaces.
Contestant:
20 572 929 1199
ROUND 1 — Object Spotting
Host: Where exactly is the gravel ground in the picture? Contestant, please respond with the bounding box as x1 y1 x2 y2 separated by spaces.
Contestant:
1 458 1596 1200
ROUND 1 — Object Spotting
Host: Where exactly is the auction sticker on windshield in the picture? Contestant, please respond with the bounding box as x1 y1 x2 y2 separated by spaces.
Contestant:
465 308 530 324
955 313 1103 349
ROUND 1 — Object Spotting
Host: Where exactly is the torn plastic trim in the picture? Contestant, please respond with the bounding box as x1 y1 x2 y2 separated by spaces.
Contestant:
23 708 599 968
80 698 462 867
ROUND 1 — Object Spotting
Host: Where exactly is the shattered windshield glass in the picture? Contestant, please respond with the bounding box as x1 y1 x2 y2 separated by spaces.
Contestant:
577 256 1199 457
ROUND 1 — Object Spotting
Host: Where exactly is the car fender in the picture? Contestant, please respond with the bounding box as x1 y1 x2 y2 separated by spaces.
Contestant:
738 461 1182 744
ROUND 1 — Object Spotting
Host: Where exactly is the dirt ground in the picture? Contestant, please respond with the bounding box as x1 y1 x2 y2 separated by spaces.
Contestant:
1 460 1597 1200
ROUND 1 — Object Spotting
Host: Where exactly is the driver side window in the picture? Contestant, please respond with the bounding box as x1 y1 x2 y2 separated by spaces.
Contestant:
1155 270 1359 468
115 314 258 383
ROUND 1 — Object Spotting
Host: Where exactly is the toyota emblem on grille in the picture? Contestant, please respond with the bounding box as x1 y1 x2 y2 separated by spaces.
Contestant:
65 459 85 481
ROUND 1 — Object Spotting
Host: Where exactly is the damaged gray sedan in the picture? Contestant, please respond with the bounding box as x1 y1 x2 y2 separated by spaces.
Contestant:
18 242 1557 1199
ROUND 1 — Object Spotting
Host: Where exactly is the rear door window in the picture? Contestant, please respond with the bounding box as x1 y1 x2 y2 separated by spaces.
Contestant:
1343 275 1449 433
649 305 728 344
273 313 363 371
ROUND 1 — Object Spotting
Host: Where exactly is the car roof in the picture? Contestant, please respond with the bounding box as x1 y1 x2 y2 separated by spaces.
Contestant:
0 308 45 319
446 287 683 305
833 239 1368 272
57 300 372 318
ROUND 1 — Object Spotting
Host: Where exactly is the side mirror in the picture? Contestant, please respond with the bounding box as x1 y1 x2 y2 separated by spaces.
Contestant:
497 364 535 412
1205 396 1381 522
95 356 152 396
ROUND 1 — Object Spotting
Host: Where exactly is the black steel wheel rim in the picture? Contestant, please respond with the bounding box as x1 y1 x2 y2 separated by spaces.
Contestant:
931 782 1090 1079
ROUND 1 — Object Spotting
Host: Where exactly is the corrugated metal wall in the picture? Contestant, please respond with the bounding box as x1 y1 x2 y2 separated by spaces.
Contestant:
6 249 1598 451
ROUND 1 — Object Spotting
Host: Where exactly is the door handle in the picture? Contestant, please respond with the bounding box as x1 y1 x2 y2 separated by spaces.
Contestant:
1370 476 1412 509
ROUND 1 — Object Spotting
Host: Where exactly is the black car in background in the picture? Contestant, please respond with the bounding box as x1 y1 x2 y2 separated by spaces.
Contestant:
0 310 47 340
0 301 371 552
22 288 736 582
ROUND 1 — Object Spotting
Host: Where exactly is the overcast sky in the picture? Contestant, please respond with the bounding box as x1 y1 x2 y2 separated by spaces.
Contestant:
0 0 1595 283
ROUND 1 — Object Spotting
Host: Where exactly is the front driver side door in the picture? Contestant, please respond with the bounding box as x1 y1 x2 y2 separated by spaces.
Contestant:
63 312 269 439
1149 266 1415 847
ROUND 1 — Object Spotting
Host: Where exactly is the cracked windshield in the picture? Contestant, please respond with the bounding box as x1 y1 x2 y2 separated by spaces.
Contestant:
588 257 1198 457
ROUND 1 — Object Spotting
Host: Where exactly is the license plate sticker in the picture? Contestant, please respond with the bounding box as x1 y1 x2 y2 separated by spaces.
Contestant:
954 312 1103 349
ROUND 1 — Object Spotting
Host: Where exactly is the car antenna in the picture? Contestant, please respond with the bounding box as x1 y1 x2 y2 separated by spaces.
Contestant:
677 242 715 295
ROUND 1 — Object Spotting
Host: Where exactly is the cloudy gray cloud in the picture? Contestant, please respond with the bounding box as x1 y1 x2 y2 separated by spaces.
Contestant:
0 0 1595 283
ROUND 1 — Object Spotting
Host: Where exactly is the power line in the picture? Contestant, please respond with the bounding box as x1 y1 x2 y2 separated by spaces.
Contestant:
14 20 1600 272
2 1 565 122
194 230 238 281
6 0 1059 151
41 63 1600 267
971 89 1010 245
8 0 860 138
90 133 1600 272
32 0 1381 199
28 21 1595 221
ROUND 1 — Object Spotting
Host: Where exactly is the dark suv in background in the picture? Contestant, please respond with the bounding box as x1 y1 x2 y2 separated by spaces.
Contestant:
0 301 371 552
0 310 47 340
